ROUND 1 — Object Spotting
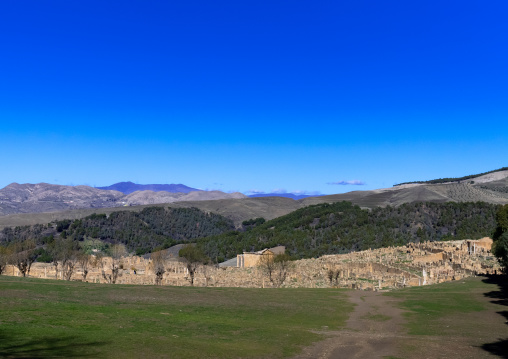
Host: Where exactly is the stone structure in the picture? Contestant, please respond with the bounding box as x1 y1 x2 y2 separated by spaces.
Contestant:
236 246 285 268
2 238 501 290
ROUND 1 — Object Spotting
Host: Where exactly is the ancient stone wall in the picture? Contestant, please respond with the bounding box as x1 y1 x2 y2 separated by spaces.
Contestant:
2 238 501 291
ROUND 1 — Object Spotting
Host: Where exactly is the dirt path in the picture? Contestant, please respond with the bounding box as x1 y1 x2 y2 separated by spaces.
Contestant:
294 290 406 359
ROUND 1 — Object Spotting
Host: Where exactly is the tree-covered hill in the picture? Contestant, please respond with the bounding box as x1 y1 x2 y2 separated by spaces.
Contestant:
198 201 499 261
1 202 500 263
0 207 235 255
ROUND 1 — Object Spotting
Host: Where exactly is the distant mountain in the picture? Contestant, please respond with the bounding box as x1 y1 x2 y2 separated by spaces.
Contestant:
248 193 319 200
0 182 246 216
2 168 508 228
96 181 201 194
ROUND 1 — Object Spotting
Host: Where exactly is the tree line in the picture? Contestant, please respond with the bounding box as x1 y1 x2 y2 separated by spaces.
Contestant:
197 201 500 261
0 206 235 257
0 201 502 275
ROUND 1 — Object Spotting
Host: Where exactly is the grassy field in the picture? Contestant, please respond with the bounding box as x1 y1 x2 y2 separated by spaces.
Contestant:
1 275 507 359
0 276 352 358
386 276 508 358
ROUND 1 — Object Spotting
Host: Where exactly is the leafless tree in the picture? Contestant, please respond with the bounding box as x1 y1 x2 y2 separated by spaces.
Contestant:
78 252 91 281
179 245 209 286
150 251 167 285
9 239 37 277
0 245 11 275
334 270 340 285
47 239 62 279
259 253 293 288
100 244 126 284
201 264 213 287
327 269 334 285
60 238 79 281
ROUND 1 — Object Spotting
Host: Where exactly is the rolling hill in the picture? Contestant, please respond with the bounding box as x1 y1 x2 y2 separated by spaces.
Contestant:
0 183 246 217
1 169 507 229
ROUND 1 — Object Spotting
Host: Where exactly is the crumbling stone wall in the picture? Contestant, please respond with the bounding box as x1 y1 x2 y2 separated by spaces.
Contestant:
3 238 501 290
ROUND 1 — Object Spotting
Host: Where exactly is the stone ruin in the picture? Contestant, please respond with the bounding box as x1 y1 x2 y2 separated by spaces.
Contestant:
2 238 501 291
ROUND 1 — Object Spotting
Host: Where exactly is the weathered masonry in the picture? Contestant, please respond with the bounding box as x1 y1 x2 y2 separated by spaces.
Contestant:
3 238 500 290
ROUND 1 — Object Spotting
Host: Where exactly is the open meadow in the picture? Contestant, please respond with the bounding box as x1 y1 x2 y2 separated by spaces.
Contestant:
0 276 353 358
0 275 507 358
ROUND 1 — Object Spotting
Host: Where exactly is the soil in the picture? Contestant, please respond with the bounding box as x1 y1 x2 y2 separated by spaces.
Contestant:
294 290 406 359
293 286 506 359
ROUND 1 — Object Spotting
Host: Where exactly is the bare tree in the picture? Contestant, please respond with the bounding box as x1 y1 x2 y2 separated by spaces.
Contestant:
9 239 37 277
60 238 79 281
327 269 334 286
259 253 293 288
179 245 209 286
150 251 167 285
47 238 63 279
0 245 11 275
201 264 213 287
78 252 91 281
100 244 126 284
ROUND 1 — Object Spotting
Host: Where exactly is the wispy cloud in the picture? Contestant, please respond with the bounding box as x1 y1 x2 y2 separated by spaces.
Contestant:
291 190 321 196
245 189 265 195
271 188 287 194
245 189 321 196
327 180 366 185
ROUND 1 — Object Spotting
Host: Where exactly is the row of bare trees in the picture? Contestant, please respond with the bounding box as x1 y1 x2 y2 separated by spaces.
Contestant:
0 239 38 277
0 239 293 288
150 247 294 288
0 238 129 284
150 245 210 286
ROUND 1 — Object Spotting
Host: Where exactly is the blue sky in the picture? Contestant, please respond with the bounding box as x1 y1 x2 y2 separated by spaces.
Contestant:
1 1 507 195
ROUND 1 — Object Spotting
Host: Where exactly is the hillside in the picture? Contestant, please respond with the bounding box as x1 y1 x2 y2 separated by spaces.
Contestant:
198 201 499 261
0 183 246 217
0 196 302 230
1 169 507 229
394 167 508 186
300 174 508 208
0 206 235 255
1 201 499 262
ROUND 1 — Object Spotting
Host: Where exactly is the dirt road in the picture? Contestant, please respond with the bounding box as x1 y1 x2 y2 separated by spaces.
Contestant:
294 290 406 359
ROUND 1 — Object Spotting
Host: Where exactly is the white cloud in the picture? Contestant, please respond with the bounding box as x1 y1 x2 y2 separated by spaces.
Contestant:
244 189 322 196
271 188 287 194
327 180 366 185
245 189 265 195
291 190 321 196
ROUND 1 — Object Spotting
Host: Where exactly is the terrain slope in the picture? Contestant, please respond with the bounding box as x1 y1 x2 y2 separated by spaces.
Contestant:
0 182 246 217
1 170 507 228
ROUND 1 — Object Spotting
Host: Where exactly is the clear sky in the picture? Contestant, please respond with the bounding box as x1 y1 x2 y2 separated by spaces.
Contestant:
1 1 507 195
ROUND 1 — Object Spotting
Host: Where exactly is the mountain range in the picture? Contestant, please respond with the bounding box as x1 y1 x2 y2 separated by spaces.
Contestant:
0 169 507 229
0 182 245 217
97 181 316 200
96 181 201 194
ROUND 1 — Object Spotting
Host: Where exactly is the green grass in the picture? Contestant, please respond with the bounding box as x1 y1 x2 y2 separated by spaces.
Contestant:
386 277 488 336
0 276 353 358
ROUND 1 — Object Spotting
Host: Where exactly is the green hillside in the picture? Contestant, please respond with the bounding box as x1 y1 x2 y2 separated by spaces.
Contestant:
1 201 500 262
0 207 235 255
198 201 499 261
